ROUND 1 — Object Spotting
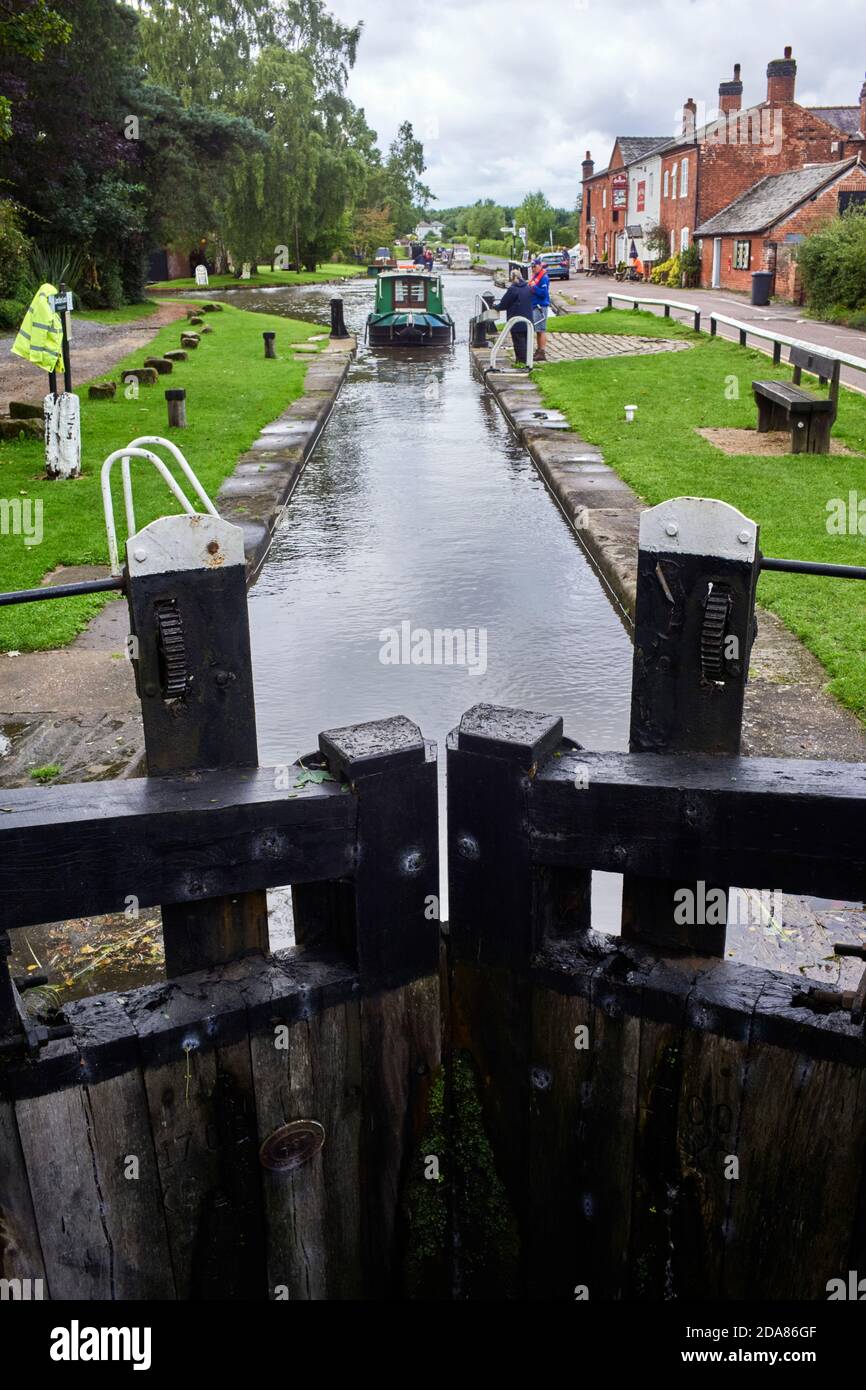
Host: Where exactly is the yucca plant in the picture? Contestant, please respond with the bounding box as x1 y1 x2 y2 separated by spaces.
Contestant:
26 242 89 297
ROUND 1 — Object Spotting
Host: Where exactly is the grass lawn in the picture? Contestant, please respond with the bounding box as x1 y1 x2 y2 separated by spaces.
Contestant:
536 308 866 724
148 262 366 292
0 302 322 652
76 302 160 324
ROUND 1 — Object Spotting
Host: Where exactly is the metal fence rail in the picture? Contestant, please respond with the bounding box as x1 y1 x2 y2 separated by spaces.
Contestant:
709 310 866 379
606 291 702 333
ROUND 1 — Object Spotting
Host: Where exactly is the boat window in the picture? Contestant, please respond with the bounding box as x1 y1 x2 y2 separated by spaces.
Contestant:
393 278 428 308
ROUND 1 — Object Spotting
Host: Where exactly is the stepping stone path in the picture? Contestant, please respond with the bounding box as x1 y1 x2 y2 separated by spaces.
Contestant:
164 350 187 361
88 381 117 400
143 356 173 374
0 417 41 438
120 366 158 386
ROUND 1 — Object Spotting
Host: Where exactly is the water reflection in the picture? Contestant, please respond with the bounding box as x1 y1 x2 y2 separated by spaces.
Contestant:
238 273 634 929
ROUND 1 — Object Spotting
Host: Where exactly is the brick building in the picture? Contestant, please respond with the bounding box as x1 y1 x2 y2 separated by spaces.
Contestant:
581 137 666 267
695 158 866 298
579 49 866 294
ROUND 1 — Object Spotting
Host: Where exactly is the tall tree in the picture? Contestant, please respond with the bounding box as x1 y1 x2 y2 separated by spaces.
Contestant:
0 0 71 137
516 189 554 244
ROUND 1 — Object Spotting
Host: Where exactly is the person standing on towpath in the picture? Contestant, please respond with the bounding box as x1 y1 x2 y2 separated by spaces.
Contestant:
529 256 550 360
496 269 534 365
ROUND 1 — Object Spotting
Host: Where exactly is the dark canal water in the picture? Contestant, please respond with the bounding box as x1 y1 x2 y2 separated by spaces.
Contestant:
229 272 633 930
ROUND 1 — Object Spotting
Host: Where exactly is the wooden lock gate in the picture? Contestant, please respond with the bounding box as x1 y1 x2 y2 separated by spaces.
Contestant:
0 497 864 1300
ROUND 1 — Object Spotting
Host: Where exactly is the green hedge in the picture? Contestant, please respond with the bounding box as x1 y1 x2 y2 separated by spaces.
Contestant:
797 208 866 315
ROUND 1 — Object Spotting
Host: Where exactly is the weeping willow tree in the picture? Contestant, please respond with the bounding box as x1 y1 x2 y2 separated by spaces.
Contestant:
134 0 428 271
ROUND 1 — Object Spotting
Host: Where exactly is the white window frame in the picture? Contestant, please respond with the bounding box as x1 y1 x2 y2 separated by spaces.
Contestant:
670 229 676 256
671 162 678 199
733 238 751 271
663 169 669 198
680 226 689 251
602 187 607 209
680 159 688 198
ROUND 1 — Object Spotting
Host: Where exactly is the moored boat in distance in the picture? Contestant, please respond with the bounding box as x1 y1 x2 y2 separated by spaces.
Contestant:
366 265 455 347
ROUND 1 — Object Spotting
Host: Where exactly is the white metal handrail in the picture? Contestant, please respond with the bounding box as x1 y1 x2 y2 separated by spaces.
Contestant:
489 315 536 369
709 313 866 376
606 292 702 331
101 437 219 576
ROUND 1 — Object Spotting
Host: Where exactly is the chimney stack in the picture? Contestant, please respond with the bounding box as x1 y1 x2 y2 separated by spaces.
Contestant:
767 45 796 104
719 62 743 114
582 150 594 181
860 71 866 137
682 97 697 140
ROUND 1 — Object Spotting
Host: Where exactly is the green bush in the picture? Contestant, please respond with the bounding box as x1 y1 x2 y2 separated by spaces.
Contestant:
0 296 29 330
478 238 513 256
650 254 683 286
797 207 866 315
680 243 701 287
0 201 32 300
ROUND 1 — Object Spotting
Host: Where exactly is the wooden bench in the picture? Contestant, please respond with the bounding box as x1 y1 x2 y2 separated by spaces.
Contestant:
752 345 840 454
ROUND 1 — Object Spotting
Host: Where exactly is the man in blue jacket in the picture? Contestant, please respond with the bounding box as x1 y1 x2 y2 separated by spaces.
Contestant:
496 271 534 365
529 257 550 360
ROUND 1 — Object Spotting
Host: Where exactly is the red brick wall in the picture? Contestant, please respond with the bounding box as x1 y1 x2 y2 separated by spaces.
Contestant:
658 149 698 255
696 103 850 226
773 166 866 300
698 234 760 292
580 145 626 263
697 166 866 298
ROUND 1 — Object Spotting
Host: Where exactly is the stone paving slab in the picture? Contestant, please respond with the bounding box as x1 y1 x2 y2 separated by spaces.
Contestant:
544 332 693 361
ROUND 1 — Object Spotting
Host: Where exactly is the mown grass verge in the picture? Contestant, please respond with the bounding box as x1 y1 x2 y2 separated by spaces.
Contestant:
148 263 366 291
0 302 321 651
535 309 866 723
76 303 160 324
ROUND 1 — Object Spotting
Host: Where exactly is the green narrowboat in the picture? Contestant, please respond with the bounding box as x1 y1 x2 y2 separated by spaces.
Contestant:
366 268 455 347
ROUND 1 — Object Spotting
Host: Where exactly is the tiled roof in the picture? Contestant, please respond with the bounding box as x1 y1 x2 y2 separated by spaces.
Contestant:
617 136 669 164
695 158 859 235
807 106 863 136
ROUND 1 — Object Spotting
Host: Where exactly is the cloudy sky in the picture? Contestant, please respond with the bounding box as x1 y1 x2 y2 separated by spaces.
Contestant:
325 0 866 209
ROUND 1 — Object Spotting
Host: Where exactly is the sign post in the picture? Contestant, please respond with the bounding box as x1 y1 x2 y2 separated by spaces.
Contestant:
44 282 80 480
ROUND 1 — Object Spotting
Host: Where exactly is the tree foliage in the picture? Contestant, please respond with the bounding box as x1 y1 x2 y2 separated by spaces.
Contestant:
0 0 431 299
796 206 866 316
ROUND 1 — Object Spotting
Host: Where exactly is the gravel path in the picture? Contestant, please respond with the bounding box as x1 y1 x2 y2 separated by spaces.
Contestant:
0 300 188 412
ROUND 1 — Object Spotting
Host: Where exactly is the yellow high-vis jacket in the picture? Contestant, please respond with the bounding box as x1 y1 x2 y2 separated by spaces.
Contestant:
11 282 63 373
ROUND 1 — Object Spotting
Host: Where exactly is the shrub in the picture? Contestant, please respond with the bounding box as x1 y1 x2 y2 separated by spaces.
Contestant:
0 201 32 300
478 238 513 256
680 243 701 287
0 297 29 330
650 254 683 286
27 242 89 297
797 207 866 315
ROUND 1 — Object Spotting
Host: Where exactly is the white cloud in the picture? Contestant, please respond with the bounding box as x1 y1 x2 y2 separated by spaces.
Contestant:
325 0 866 207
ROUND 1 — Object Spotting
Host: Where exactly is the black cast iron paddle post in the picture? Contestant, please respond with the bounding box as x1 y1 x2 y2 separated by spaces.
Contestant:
621 496 761 955
124 510 268 976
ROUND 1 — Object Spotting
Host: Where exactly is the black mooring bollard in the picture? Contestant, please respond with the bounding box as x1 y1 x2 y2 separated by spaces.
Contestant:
165 387 187 429
263 331 276 359
470 316 488 348
330 297 348 338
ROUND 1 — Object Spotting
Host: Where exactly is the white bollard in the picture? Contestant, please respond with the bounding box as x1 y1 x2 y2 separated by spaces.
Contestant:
43 391 81 479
